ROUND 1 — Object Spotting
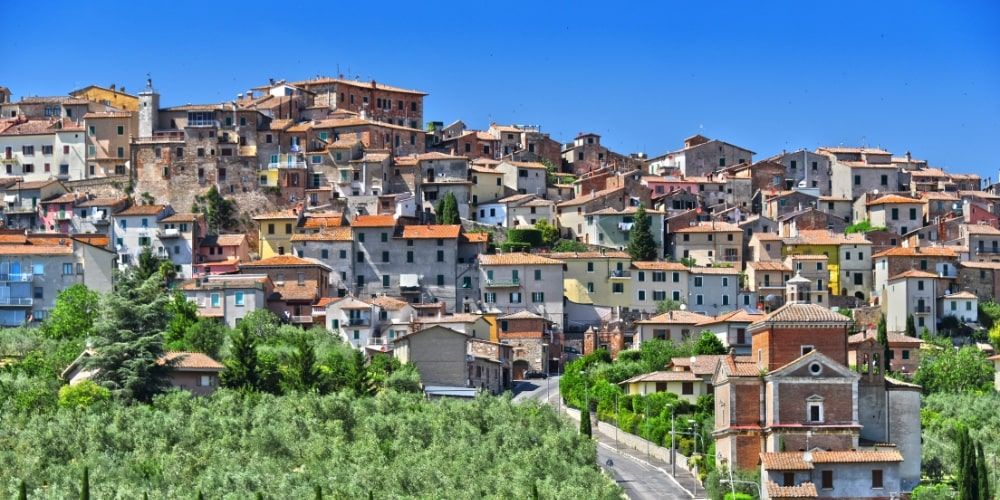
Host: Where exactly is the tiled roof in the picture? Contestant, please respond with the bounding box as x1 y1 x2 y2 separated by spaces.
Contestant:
587 206 665 216
669 355 727 376
812 449 903 464
631 261 689 271
818 145 892 155
873 246 957 258
555 187 624 208
502 160 547 170
959 261 1000 270
964 223 1000 235
848 331 924 346
700 309 766 326
0 244 73 255
351 214 396 228
498 309 546 321
414 313 484 324
462 232 490 244
674 221 741 233
115 204 167 216
542 251 631 260
8 179 62 190
888 270 939 280
82 111 133 119
76 196 128 208
288 76 427 95
213 234 247 247
160 212 203 223
765 481 818 498
749 261 791 271
621 371 700 384
242 255 317 267
301 213 344 228
497 193 535 204
943 291 977 299
866 194 923 206
401 224 461 239
273 283 320 302
783 230 870 246
760 452 813 470
252 209 299 220
637 310 714 325
160 351 224 371
690 266 740 275
290 227 353 242
479 253 563 266
40 193 85 204
721 355 762 377
370 295 410 311
752 303 852 326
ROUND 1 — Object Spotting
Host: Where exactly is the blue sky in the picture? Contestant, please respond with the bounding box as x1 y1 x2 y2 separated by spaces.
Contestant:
2 1 998 178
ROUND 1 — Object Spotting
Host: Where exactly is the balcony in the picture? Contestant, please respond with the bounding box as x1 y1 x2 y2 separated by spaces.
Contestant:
347 317 370 326
291 315 314 324
1 156 19 165
55 211 73 221
485 278 520 288
913 305 932 314
0 273 32 282
368 337 392 346
186 119 220 128
0 297 33 306
85 216 109 225
608 270 632 279
977 247 1000 254
157 228 182 238
135 131 185 144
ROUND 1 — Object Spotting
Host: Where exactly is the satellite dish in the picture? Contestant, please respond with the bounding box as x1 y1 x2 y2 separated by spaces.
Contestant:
873 189 879 195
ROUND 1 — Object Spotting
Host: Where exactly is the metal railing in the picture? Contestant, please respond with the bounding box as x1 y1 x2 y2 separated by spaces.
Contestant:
157 228 181 238
0 273 32 282
348 317 370 326
0 297 33 306
485 278 520 288
608 270 632 279
291 315 313 324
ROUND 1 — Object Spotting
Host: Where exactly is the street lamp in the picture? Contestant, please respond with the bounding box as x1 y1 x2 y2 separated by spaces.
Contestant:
668 404 677 476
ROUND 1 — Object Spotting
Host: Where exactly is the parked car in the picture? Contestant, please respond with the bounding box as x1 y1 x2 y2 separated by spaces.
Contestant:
524 370 548 379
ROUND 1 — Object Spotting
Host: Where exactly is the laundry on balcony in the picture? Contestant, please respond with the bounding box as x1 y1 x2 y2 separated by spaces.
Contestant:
617 222 634 231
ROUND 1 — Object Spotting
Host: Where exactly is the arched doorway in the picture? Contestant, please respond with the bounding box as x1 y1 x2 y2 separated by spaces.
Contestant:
513 360 531 380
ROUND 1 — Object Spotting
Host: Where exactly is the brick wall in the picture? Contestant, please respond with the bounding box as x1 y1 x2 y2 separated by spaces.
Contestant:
753 326 848 371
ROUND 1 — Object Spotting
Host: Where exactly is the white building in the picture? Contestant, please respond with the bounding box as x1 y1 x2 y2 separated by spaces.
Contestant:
110 204 173 268
0 118 87 181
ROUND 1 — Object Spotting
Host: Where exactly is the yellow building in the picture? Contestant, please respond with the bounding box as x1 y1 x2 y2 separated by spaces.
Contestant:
543 251 632 308
781 230 870 296
70 85 139 111
619 371 709 402
254 210 301 258
470 165 506 205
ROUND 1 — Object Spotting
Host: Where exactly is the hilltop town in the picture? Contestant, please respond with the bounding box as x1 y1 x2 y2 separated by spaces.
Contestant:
0 76 998 499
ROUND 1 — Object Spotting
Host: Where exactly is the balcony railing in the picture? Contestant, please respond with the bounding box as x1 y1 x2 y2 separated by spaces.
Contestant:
608 270 632 279
267 159 307 169
485 278 521 288
55 211 73 220
186 119 219 128
157 228 181 238
977 247 1000 254
913 305 932 314
368 337 393 346
0 297 33 306
5 205 37 214
348 317 370 326
0 273 32 282
291 315 314 324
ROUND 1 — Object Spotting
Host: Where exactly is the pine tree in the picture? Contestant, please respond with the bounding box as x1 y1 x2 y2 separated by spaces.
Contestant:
80 467 90 500
580 402 592 438
977 441 990 500
437 192 460 224
905 314 917 338
626 205 657 261
18 479 27 500
876 314 891 371
221 324 261 390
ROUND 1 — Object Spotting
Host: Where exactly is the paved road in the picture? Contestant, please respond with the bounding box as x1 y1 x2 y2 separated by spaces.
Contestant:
512 377 701 499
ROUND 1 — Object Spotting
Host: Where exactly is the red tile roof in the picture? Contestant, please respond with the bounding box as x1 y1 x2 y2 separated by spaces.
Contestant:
478 253 564 266
242 255 318 267
674 221 741 233
631 261 689 271
159 351 223 370
401 225 461 239
765 481 818 498
866 194 922 206
873 246 957 258
351 214 397 228
116 204 167 216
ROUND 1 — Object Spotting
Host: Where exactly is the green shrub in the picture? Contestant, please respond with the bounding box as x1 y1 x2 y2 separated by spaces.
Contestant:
58 381 111 409
506 228 544 248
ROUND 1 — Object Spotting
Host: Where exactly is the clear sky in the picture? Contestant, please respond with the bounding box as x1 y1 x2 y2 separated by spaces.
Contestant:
2 1 998 178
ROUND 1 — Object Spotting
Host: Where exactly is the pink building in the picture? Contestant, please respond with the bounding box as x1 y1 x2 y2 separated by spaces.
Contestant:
194 233 251 276
38 192 86 233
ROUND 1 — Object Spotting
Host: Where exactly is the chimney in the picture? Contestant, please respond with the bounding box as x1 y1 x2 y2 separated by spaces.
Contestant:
109 83 116 91
371 80 377 89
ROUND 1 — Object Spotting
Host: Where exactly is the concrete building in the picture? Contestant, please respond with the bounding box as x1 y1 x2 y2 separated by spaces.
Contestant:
392 325 474 389
110 203 173 268
496 160 547 196
1 179 68 230
634 309 714 344
478 253 564 328
688 267 740 315
872 246 958 304
82 110 136 178
821 146 900 201
475 193 555 228
770 149 832 194
858 194 924 236
884 270 942 335
583 206 665 255
194 233 251 277
544 251 632 310
237 255 331 327
629 261 690 312
649 134 754 178
698 310 767 355
849 330 923 375
672 221 742 266
0 231 114 325
0 118 87 181
181 274 271 328
940 290 977 324
291 227 353 296
157 212 205 279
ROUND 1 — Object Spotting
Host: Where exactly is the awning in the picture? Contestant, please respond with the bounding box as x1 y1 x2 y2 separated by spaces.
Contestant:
400 274 420 288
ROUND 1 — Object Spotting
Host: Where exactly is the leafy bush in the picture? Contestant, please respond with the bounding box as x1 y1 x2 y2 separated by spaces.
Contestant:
506 228 544 248
58 380 111 409
552 239 589 252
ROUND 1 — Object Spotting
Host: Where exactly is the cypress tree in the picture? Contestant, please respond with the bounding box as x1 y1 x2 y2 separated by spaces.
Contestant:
905 314 917 338
437 192 460 224
315 486 323 500
197 491 204 500
958 426 978 500
977 441 990 500
580 399 592 438
80 467 90 500
18 479 26 500
626 205 657 261
256 494 264 500
876 314 891 371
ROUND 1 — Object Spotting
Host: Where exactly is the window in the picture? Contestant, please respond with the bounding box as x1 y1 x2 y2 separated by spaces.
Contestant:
381 251 389 263
821 471 833 490
638 290 646 301
436 274 445 286
808 401 823 422
531 292 544 303
612 283 624 294
587 262 594 272
210 293 221 307
437 250 444 262
33 287 43 300
484 292 496 303
891 208 899 220
509 292 522 304
681 382 694 395
653 291 666 301
871 469 883 489
356 251 364 263
854 175 861 186
782 473 795 487
880 174 888 186
62 263 73 275
406 251 414 263
383 274 390 287
694 277 703 287
587 282 594 293
696 295 703 305
672 272 680 283
917 280 924 291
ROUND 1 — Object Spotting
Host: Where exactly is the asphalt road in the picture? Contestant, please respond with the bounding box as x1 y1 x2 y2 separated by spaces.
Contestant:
512 377 698 499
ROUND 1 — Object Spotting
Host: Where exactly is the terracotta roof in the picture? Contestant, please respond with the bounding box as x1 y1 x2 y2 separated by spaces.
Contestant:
414 313 483 324
7 179 62 190
920 191 960 201
401 225 461 239
749 261 791 272
501 160 547 170
0 243 72 255
812 449 903 464
964 223 1000 235
160 351 223 371
752 303 852 326
82 111 132 119
721 355 762 377
888 270 939 281
290 227 353 242
40 193 84 204
848 331 924 346
72 235 110 248
115 204 167 216
0 233 28 244
351 214 396 228
818 145 892 155
301 213 344 228
765 481 818 498
242 255 317 267
273 283 320 302
960 261 1000 270
252 209 299 220
866 194 923 206
76 196 128 208
753 233 783 241
783 230 870 246
470 165 502 174
497 193 535 204
370 295 410 311
555 187 624 208
699 309 766 326
542 251 631 260
637 310 714 325
674 221 741 233
415 151 467 161
631 261 689 271
587 206 665 216
462 232 490 243
160 212 203 223
498 309 546 321
669 355 727 376
479 253 563 266
314 297 339 308
206 234 246 247
690 266 740 275
287 76 427 95
943 291 977 299
873 246 957 258
621 371 700 384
